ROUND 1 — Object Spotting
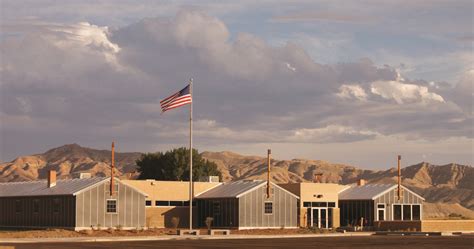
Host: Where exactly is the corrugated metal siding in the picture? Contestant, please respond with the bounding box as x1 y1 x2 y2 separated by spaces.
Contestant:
75 180 145 228
0 195 75 228
197 198 239 228
373 187 423 221
239 185 297 228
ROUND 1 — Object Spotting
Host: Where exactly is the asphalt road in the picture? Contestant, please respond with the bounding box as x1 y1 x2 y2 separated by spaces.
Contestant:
1 236 473 249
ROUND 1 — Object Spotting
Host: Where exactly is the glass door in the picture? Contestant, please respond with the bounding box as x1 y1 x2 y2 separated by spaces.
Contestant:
320 209 327 228
310 208 330 228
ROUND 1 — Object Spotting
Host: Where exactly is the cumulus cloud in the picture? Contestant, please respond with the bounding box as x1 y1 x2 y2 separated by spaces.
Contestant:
0 10 472 166
337 84 368 101
370 80 445 104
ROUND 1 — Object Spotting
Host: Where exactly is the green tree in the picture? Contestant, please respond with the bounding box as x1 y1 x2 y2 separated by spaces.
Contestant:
136 147 221 181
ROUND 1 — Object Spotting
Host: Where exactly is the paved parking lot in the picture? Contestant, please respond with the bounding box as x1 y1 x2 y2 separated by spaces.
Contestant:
1 235 473 249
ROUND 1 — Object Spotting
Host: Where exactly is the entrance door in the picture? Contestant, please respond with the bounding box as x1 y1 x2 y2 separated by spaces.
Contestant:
310 208 330 228
378 209 385 221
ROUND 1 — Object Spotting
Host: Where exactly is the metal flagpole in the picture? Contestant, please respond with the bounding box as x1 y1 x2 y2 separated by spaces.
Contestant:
189 78 193 230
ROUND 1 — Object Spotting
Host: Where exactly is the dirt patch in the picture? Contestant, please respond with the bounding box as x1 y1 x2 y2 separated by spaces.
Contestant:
0 228 176 238
0 228 332 238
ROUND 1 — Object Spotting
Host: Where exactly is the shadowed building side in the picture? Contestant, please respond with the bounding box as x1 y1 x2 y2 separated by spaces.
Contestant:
0 171 147 230
195 180 299 229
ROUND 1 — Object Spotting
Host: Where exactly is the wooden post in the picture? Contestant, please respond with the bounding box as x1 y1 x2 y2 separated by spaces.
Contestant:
267 149 271 198
397 155 401 200
110 141 115 196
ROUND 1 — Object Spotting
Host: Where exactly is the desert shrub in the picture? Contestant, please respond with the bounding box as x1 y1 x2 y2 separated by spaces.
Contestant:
171 217 180 230
205 217 214 230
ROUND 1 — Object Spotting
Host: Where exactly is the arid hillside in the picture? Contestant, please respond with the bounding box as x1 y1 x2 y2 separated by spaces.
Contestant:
1 144 472 218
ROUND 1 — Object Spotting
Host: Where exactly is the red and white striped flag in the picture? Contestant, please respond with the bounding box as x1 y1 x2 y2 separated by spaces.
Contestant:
160 84 192 113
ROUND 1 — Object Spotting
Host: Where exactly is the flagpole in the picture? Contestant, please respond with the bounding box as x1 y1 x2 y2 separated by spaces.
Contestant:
189 78 193 230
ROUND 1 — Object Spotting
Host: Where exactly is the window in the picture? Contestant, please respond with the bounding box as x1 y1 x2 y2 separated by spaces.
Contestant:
303 202 311 207
15 200 22 213
145 200 152 206
33 199 40 213
156 201 169 206
264 202 273 214
183 201 196 206
213 201 221 215
328 202 336 207
403 205 412 220
53 199 60 213
312 202 327 207
170 201 184 206
155 200 196 207
394 204 402 220
412 205 421 220
377 203 385 221
378 209 385 221
106 199 117 213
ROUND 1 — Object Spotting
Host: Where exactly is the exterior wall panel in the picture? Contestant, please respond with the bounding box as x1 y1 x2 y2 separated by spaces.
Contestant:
75 180 146 229
0 195 75 228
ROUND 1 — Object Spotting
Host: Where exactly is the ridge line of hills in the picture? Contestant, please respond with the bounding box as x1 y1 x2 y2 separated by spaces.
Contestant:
1 143 472 218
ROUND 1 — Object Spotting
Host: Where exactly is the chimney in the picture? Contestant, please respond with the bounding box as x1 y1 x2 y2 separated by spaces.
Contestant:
48 170 56 188
110 141 115 196
357 179 366 186
266 149 271 198
314 173 323 183
397 155 401 200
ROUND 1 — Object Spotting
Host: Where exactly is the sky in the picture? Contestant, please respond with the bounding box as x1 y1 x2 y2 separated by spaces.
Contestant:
0 0 472 169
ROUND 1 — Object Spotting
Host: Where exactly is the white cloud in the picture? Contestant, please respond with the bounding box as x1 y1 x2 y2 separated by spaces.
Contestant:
290 125 379 143
370 80 445 104
337 84 367 101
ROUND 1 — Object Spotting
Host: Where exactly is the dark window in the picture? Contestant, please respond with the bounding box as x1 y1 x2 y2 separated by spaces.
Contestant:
412 205 421 220
303 202 311 207
312 202 327 207
213 201 221 215
106 199 117 213
15 200 22 213
156 201 169 206
394 205 402 220
170 201 183 206
53 199 60 213
183 201 196 207
377 204 385 208
33 199 40 213
378 209 385 221
403 205 411 220
328 202 336 207
145 200 152 206
264 202 273 214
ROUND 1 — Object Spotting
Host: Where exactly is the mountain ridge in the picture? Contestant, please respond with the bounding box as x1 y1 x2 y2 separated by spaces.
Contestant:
1 144 472 218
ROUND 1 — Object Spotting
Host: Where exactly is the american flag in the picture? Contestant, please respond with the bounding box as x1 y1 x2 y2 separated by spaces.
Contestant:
160 84 192 113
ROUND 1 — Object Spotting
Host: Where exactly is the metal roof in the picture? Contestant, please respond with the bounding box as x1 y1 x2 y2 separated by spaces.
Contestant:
338 184 396 200
0 177 109 197
195 180 267 199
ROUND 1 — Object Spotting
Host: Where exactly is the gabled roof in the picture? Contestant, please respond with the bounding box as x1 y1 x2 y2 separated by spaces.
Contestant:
195 180 299 199
195 180 266 199
338 184 425 201
339 184 396 200
0 177 147 198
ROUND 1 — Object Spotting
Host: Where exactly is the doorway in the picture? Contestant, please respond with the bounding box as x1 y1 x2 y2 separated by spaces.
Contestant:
309 208 331 228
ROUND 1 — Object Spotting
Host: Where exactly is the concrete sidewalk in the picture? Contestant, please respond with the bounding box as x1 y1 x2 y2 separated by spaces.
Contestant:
0 232 375 244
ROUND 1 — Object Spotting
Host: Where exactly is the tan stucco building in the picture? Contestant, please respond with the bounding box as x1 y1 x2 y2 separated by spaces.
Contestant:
122 180 221 228
279 183 349 229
